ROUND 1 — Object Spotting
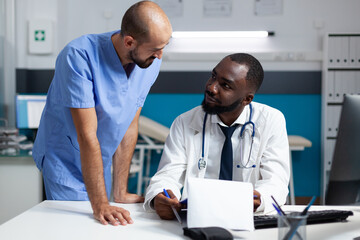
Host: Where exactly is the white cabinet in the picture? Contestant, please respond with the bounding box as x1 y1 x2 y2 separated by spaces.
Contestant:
321 33 360 204
0 156 43 224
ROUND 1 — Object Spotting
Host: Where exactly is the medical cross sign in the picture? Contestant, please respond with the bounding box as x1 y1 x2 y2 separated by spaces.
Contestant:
28 20 53 54
34 30 45 41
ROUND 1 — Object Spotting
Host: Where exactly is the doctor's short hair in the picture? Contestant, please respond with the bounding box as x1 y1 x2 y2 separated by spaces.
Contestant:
228 53 264 92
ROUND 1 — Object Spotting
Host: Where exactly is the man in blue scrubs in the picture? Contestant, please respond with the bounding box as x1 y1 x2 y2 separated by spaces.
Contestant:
33 1 172 226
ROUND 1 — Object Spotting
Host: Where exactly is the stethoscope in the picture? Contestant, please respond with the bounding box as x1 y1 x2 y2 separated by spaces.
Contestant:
198 103 256 170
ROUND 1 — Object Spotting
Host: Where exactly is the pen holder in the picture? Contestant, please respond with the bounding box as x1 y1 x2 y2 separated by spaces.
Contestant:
278 212 307 240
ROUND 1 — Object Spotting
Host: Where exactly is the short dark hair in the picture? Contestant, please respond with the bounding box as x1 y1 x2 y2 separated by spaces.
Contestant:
120 1 150 43
228 53 264 92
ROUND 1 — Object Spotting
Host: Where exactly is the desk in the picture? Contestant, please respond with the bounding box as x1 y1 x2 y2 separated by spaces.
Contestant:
1 201 359 240
288 135 312 205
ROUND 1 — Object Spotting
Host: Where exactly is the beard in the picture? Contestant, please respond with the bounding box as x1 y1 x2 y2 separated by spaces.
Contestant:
201 93 243 115
129 49 156 69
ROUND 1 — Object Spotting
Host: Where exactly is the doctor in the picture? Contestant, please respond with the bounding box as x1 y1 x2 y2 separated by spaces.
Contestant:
144 53 290 219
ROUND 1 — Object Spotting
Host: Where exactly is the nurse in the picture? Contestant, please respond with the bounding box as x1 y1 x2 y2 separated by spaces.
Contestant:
32 1 172 226
144 53 290 219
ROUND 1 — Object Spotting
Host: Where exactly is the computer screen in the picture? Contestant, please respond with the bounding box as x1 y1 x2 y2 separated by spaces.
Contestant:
16 94 46 129
326 95 360 205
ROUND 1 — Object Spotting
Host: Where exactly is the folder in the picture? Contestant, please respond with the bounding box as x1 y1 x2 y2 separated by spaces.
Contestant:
327 36 337 68
324 139 336 172
326 105 341 138
326 71 335 102
336 37 350 68
349 36 360 68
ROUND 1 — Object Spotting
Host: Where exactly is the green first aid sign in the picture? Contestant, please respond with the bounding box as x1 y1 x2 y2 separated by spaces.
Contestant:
34 30 45 41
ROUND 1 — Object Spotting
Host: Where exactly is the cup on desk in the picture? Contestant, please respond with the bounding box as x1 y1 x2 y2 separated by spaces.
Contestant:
278 212 308 240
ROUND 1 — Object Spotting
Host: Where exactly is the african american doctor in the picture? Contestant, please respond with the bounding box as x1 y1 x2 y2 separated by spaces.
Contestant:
144 53 290 219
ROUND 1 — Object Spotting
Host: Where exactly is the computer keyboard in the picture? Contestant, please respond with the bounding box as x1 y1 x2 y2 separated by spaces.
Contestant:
254 210 354 229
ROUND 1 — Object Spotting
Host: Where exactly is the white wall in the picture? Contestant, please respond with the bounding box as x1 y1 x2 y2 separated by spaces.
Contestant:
2 0 15 126
14 0 360 71
0 0 5 118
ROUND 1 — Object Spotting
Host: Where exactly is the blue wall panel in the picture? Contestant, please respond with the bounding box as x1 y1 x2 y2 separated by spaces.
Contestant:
254 94 321 197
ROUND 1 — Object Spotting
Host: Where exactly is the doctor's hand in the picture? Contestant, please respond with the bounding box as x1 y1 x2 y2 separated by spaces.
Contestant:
153 189 181 220
93 203 133 226
114 192 144 204
253 190 261 212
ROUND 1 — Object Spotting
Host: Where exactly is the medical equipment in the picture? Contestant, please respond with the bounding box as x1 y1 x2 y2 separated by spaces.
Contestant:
198 103 256 170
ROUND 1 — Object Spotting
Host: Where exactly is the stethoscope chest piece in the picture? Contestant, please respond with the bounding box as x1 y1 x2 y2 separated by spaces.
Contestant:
198 157 206 170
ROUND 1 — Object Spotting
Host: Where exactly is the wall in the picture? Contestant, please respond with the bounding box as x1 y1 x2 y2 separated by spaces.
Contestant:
0 0 4 118
2 0 15 126
10 0 360 198
14 0 360 70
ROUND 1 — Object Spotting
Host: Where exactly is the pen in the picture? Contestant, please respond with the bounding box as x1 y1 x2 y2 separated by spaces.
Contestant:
163 189 182 224
301 196 316 215
271 195 286 216
272 203 282 216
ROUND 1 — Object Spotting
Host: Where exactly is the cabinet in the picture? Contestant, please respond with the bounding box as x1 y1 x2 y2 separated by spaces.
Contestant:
0 154 43 224
321 33 360 204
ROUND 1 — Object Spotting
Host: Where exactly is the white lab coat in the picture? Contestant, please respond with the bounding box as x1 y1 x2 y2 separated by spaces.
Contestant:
144 102 290 214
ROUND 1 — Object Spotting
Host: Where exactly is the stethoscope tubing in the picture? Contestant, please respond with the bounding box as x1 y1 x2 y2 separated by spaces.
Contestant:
199 103 255 170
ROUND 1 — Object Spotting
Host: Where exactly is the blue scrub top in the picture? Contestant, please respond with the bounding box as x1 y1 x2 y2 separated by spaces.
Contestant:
33 30 161 199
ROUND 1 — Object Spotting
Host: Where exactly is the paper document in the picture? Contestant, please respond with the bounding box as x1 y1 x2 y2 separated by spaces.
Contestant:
187 178 254 231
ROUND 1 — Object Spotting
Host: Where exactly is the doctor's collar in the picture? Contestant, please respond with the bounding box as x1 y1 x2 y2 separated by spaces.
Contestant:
211 105 249 127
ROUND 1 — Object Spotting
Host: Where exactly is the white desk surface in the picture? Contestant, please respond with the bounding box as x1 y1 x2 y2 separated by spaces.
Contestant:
0 201 359 240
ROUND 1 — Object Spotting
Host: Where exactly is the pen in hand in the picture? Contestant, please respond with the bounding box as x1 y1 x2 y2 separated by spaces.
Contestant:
163 189 182 224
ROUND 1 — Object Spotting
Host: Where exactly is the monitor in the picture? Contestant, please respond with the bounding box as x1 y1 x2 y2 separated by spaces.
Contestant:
16 94 46 129
326 95 360 205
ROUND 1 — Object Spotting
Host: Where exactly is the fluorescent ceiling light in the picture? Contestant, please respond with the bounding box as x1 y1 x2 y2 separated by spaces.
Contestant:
172 31 273 38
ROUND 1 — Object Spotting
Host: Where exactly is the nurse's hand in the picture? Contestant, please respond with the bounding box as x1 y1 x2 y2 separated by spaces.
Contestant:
153 190 181 220
253 190 261 211
114 192 144 203
93 203 133 226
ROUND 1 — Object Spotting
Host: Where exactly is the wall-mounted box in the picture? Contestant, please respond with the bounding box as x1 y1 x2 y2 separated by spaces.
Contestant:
28 19 53 54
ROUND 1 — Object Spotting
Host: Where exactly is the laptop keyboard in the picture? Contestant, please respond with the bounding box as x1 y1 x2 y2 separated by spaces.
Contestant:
254 210 354 229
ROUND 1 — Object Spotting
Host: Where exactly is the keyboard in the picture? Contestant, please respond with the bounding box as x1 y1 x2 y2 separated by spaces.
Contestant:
254 210 354 229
